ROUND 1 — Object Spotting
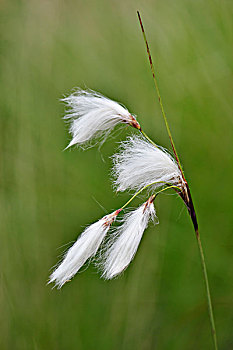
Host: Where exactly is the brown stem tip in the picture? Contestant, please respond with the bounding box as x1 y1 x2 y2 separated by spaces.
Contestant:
179 182 198 231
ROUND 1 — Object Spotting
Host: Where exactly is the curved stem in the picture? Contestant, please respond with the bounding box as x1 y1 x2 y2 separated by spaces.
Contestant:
140 129 158 148
195 229 218 350
154 185 179 197
120 183 180 211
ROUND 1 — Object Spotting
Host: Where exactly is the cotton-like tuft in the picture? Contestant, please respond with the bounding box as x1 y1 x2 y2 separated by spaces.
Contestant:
101 196 157 279
62 89 140 149
113 135 183 193
49 210 119 288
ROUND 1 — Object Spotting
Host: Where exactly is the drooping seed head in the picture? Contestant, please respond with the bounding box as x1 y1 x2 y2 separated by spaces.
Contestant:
100 198 157 280
49 210 120 288
62 89 140 149
112 135 184 193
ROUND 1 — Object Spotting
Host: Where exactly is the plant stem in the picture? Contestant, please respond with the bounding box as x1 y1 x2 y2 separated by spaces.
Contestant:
121 183 180 211
195 229 218 350
140 129 158 148
137 11 219 349
137 11 185 179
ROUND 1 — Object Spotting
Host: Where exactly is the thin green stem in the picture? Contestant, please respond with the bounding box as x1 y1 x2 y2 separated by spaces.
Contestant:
120 183 180 211
137 11 184 179
155 185 179 197
140 129 158 148
196 229 218 350
137 11 218 349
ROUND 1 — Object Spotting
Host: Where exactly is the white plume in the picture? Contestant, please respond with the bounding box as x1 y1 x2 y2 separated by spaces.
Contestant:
101 197 157 279
49 211 119 288
63 89 140 149
113 135 183 193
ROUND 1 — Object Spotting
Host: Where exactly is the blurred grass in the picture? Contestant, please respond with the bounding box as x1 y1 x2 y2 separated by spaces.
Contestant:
0 0 233 349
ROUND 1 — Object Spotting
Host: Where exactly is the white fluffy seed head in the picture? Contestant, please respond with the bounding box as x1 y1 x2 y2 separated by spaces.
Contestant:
101 196 157 280
49 210 119 289
112 135 183 193
62 89 140 149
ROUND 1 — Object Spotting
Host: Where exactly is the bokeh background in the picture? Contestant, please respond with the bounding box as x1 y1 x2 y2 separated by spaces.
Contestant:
1 0 233 349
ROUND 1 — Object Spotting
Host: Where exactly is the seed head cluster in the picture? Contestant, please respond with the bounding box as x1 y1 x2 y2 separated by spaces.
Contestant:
49 89 184 288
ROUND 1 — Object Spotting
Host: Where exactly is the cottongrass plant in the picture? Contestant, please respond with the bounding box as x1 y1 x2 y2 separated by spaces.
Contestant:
112 135 184 193
50 210 120 288
63 89 140 149
49 11 218 350
101 196 157 280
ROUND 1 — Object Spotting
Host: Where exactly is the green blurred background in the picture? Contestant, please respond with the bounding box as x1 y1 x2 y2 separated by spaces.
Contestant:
0 0 232 349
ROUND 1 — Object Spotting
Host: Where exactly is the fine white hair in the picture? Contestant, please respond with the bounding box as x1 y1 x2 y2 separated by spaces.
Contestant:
112 135 183 193
49 211 118 288
63 89 140 149
101 197 157 280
